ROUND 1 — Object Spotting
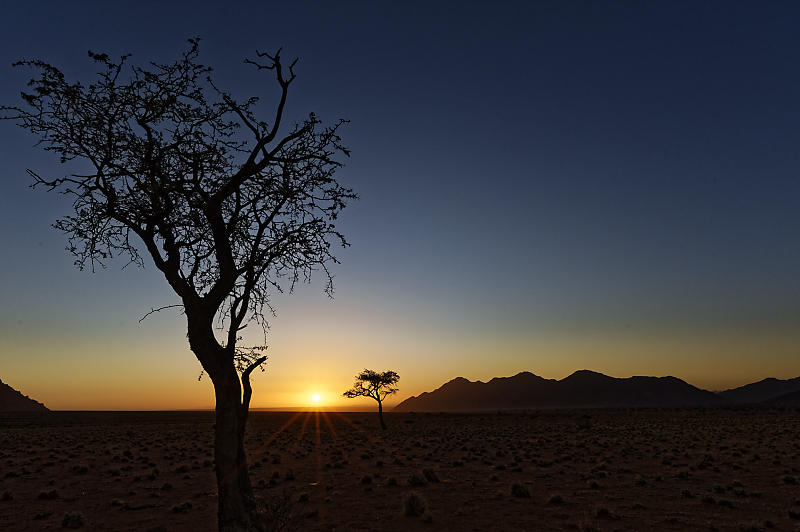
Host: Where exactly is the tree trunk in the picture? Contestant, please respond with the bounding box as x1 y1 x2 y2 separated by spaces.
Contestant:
189 324 263 532
212 367 264 531
377 399 387 430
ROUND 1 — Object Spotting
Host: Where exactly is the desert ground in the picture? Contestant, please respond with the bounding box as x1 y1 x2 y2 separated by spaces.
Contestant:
1 409 800 531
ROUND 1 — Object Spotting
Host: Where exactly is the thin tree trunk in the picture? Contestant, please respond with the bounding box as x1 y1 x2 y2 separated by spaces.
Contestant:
378 399 387 430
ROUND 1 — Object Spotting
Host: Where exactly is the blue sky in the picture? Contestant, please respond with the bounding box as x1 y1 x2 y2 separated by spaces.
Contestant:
0 1 798 408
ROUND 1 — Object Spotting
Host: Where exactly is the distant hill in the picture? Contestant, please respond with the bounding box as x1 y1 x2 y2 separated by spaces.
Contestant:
0 379 49 412
763 389 800 407
393 370 725 412
718 377 800 404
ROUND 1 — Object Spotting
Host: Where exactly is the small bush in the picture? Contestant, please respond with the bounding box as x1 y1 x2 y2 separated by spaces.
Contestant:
408 473 426 487
511 483 531 498
549 494 564 504
403 491 428 517
259 491 295 532
38 490 58 500
61 511 85 528
171 502 192 513
1 491 11 501
422 469 440 483
596 507 619 519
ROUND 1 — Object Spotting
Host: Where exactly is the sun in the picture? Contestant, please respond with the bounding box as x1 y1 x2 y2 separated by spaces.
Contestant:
311 393 321 404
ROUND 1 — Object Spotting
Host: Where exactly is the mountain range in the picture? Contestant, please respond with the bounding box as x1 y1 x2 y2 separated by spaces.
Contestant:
4 372 800 413
718 377 800 404
393 371 800 412
0 379 49 412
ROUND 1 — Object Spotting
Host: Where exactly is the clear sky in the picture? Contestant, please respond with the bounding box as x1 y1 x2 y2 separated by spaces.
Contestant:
1 1 798 410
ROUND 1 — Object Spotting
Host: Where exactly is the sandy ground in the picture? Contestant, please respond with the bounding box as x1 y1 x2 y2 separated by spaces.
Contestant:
1 409 800 531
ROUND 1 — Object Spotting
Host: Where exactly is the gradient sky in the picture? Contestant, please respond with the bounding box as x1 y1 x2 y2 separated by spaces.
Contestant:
1 1 798 410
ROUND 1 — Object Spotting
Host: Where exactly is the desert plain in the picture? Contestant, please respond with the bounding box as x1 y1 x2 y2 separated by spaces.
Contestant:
1 408 800 531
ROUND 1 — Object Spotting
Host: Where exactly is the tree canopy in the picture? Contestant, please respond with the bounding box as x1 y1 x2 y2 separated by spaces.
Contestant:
343 369 400 402
2 39 356 375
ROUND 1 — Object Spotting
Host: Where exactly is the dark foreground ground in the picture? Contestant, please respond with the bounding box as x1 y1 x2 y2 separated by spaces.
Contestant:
1 409 800 531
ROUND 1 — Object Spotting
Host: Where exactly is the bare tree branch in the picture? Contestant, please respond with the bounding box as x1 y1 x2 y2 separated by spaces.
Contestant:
138 304 184 323
241 355 268 420
1 39 356 366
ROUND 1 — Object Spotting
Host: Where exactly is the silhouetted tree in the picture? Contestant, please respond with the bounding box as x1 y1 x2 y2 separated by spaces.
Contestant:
1 40 355 531
343 369 399 429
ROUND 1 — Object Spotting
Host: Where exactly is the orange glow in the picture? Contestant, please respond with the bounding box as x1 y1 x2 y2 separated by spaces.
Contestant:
3 316 800 410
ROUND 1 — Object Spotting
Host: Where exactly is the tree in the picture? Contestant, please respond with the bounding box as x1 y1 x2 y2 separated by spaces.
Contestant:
343 369 399 430
1 40 356 531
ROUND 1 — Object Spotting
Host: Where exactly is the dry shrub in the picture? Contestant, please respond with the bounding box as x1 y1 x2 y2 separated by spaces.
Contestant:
403 491 428 517
61 511 85 529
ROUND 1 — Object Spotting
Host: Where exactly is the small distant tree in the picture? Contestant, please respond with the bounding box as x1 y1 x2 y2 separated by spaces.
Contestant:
343 369 399 430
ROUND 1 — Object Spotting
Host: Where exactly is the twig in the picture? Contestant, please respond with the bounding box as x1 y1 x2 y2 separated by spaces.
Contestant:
138 304 184 323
